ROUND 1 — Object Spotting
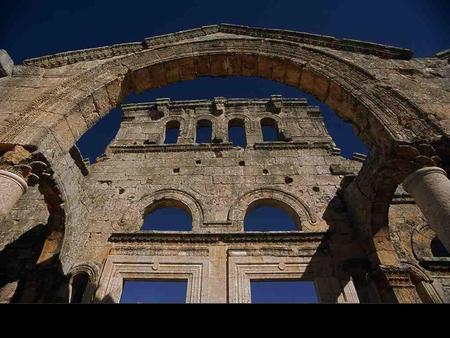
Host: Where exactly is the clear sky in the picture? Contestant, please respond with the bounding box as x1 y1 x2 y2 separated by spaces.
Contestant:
3 0 449 303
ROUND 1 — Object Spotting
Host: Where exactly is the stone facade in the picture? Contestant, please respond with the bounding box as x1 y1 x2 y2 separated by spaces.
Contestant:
0 24 449 303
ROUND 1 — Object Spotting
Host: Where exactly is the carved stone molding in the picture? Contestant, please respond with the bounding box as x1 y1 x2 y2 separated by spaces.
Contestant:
22 24 413 69
95 254 208 303
108 231 327 244
228 254 359 303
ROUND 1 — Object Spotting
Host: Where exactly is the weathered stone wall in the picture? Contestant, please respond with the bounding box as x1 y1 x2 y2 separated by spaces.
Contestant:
0 24 449 303
70 98 360 262
61 97 369 303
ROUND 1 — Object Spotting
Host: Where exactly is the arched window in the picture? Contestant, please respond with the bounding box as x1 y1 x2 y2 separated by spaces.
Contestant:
164 121 180 144
142 199 192 231
260 118 279 142
195 119 213 144
70 272 89 304
228 118 247 148
244 199 301 232
431 237 450 257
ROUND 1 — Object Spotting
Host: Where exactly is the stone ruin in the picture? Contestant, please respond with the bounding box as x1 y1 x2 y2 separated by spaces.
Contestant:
0 24 449 303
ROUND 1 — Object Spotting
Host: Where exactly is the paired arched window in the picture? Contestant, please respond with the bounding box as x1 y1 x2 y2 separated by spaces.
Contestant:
196 120 213 144
228 119 247 148
142 199 192 231
164 121 180 144
260 118 280 142
244 199 300 232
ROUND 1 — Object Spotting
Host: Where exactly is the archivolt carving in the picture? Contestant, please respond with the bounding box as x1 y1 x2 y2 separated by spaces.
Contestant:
118 189 204 231
228 188 317 231
68 262 100 283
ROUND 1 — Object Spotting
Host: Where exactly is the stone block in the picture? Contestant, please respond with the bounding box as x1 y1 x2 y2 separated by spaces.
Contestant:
0 50 14 77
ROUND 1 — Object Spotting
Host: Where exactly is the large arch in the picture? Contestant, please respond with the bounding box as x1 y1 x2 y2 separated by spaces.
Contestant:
1 26 444 152
1 24 449 302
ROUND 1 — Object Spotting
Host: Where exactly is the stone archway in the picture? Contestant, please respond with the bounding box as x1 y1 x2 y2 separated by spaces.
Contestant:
1 24 449 303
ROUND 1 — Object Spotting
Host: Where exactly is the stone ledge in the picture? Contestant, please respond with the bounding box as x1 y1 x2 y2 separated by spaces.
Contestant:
23 42 144 68
109 143 235 153
419 257 450 271
121 96 309 112
109 231 327 244
253 141 333 150
217 24 413 60
391 194 415 204
22 24 414 69
108 141 334 153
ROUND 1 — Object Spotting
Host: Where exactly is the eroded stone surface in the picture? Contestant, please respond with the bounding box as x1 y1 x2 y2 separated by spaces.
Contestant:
0 25 449 303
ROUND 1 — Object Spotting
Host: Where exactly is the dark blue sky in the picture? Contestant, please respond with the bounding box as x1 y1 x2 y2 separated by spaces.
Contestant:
2 0 449 161
2 0 449 62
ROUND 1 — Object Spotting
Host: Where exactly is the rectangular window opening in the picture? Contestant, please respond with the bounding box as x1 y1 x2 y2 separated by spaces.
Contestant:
250 279 319 304
120 279 188 304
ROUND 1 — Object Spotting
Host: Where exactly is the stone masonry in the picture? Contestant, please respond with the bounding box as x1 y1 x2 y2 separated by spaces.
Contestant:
0 24 449 303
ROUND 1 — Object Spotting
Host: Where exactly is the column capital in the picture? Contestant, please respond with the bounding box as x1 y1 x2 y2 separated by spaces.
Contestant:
0 169 28 193
402 167 447 193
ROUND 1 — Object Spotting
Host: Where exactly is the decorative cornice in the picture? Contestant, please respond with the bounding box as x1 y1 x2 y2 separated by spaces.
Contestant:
216 24 413 60
419 257 450 272
23 42 144 68
121 96 309 112
22 24 414 69
108 231 327 244
108 141 335 153
375 265 415 288
253 141 333 150
109 143 235 153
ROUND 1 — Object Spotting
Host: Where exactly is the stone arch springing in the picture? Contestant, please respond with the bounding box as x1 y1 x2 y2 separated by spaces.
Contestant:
228 188 317 231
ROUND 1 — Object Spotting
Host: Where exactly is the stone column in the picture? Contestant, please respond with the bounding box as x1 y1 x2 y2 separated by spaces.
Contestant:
402 167 450 251
0 169 28 217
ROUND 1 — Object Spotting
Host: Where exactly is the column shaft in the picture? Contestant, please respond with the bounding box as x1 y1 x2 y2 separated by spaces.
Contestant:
402 167 450 251
0 169 28 217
